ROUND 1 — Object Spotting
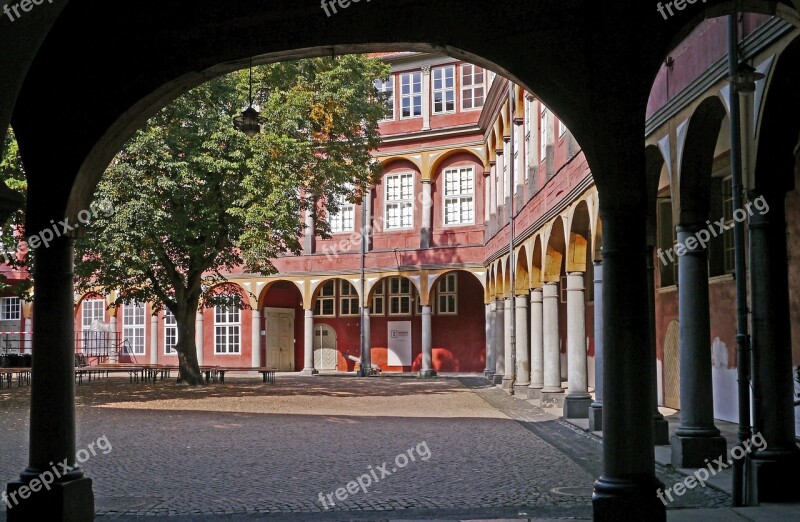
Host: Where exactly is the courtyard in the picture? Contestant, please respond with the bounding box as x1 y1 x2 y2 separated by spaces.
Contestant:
0 374 729 520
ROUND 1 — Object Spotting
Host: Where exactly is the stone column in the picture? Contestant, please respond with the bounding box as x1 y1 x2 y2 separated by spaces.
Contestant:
670 224 726 468
149 314 158 365
195 311 204 366
109 314 118 363
564 273 591 418
514 293 530 395
647 250 669 444
747 190 800 503
303 210 315 255
23 317 32 353
593 205 664 521
528 288 544 399
7 237 94 520
493 298 504 383
251 309 261 368
420 305 435 377
420 179 432 249
589 261 603 431
421 66 431 130
362 306 371 371
301 309 317 375
501 297 514 390
541 282 563 406
489 163 497 223
484 302 495 378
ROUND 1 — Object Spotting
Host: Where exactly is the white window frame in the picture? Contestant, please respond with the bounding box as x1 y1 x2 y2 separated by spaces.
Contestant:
443 167 475 226
164 310 178 355
339 280 360 317
436 274 458 315
432 65 456 115
385 172 414 230
371 280 385 316
82 299 105 331
388 277 412 316
123 302 146 355
540 106 548 162
559 117 567 137
461 64 485 111
0 297 21 321
214 303 241 354
314 281 336 317
375 77 395 121
400 71 422 119
329 193 355 234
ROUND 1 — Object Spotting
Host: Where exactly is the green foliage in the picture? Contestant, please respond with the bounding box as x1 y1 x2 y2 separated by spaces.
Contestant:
74 55 388 317
0 127 30 296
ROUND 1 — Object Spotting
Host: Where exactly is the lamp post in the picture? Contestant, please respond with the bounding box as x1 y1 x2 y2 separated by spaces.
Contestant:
233 58 262 137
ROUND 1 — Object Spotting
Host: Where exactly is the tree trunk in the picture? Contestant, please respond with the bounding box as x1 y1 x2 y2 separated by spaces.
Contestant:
174 302 204 386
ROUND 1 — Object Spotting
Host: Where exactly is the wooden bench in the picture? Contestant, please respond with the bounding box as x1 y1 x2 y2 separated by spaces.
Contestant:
215 367 277 384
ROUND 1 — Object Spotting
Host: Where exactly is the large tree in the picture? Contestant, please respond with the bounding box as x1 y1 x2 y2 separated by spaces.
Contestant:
0 128 29 296
74 55 388 384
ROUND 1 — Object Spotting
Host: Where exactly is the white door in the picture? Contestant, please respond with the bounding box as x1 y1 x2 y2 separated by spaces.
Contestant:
265 308 295 371
313 325 338 371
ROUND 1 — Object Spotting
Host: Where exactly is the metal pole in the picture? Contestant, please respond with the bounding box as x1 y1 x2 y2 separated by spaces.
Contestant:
727 14 752 507
359 190 368 377
508 81 516 392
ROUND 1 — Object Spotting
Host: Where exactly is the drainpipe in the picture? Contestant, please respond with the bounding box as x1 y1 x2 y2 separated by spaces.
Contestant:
359 190 369 376
727 14 752 507
508 80 517 392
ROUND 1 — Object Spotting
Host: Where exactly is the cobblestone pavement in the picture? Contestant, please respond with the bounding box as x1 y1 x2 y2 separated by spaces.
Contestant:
0 373 729 520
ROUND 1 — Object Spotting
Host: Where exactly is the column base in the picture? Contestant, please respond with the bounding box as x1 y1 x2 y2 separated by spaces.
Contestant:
501 376 514 392
593 474 666 521
589 402 603 431
513 383 530 396
492 373 504 385
300 368 319 376
540 391 565 409
670 433 727 468
653 415 670 446
749 449 800 503
418 369 437 378
527 386 542 399
563 395 592 419
6 476 94 521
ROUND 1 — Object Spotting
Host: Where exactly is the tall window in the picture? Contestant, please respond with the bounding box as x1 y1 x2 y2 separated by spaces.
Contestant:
0 297 20 322
82 299 105 330
432 65 456 114
400 72 422 119
314 281 336 317
123 302 146 355
385 173 414 229
164 310 178 355
657 199 677 287
436 274 458 315
371 281 385 315
214 302 240 354
443 167 474 226
388 277 412 316
329 194 355 233
540 106 548 161
721 177 736 273
339 280 360 316
461 64 485 110
374 77 394 120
